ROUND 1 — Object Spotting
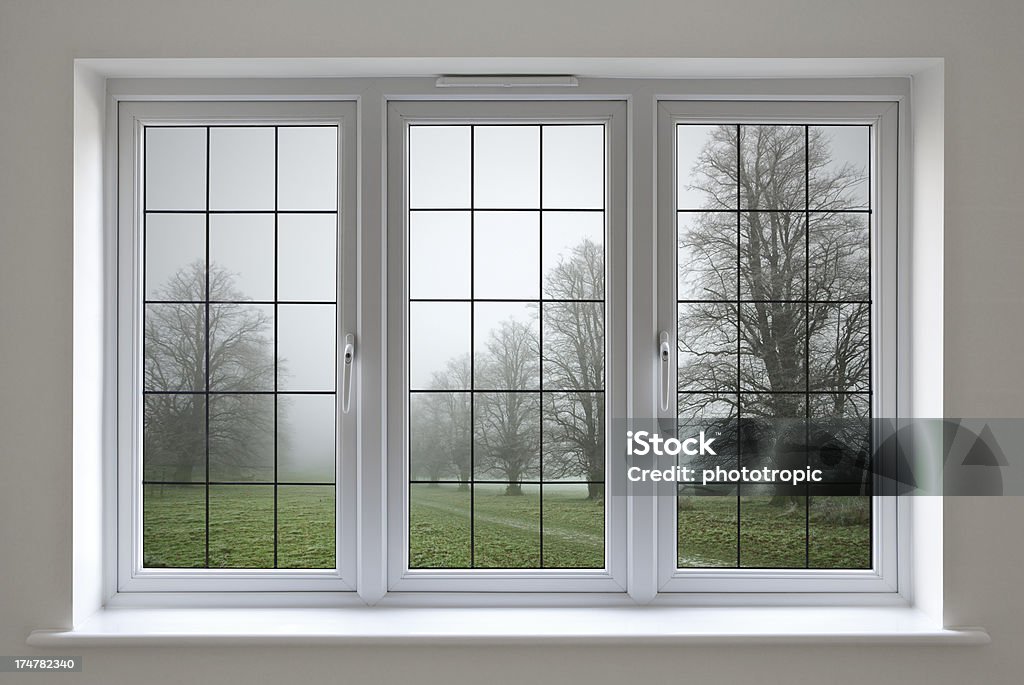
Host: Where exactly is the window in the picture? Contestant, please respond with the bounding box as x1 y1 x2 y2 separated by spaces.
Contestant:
114 90 899 598
117 101 358 591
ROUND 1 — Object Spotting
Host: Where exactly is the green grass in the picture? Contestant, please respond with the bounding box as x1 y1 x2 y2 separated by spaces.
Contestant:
410 483 605 569
677 494 871 569
143 484 334 569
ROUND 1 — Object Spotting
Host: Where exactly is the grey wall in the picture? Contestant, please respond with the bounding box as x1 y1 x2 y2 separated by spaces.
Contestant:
2 0 1023 682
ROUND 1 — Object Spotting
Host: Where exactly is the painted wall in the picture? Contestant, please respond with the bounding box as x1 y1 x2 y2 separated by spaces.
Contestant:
1 0 1022 682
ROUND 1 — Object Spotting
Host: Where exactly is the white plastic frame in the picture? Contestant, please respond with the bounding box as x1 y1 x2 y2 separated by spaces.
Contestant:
655 100 902 593
116 100 359 592
385 100 629 592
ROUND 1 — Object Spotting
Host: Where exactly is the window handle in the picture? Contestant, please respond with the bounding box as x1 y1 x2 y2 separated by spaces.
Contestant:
659 330 672 413
342 334 355 414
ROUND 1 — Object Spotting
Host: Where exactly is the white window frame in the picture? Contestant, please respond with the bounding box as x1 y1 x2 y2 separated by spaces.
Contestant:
654 100 901 593
115 100 359 592
384 100 629 592
104 77 912 605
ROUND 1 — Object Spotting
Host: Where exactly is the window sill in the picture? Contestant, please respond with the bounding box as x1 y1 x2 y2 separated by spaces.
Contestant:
28 606 988 646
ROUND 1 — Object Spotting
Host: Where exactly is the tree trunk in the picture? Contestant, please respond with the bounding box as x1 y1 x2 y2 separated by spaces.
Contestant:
505 482 523 496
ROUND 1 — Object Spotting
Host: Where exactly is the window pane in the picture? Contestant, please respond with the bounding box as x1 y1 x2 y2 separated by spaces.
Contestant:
474 302 539 390
542 211 604 300
277 304 335 392
542 125 603 209
208 304 275 392
410 126 470 209
145 128 206 211
410 302 471 390
808 212 869 301
473 211 539 299
208 485 274 568
277 214 337 302
143 485 205 568
677 212 736 301
140 121 341 570
145 213 206 301
809 126 869 211
678 485 738 568
739 125 806 210
278 394 336 483
677 125 736 210
740 212 806 301
277 126 338 211
808 493 871 569
678 302 737 393
542 483 604 568
410 211 470 300
410 483 471 568
277 485 335 569
473 483 540 568
407 118 607 571
739 486 807 568
209 127 276 211
473 126 539 209
209 214 275 302
208 393 274 482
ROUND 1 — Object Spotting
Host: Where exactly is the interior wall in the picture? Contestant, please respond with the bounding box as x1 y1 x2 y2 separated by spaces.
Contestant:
1 0 1023 682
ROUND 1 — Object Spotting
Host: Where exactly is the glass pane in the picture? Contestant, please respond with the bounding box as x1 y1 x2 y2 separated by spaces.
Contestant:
809 126 869 210
809 393 871 483
677 212 737 301
410 211 470 300
677 125 737 210
738 393 807 473
145 213 205 301
542 483 604 568
474 302 539 390
809 303 870 393
409 126 470 209
678 302 737 393
142 485 205 568
208 393 274 482
739 303 806 392
473 126 539 209
209 214 275 302
739 486 807 568
677 394 739 474
542 301 604 391
209 127 275 211
542 125 603 210
410 392 471 482
277 304 335 392
808 493 871 568
473 391 541 481
277 485 335 569
277 126 338 211
144 303 206 392
208 485 274 568
278 394 336 483
808 213 869 301
143 394 205 482
277 214 337 302
410 302 470 390
208 304 275 392
145 127 206 211
410 483 471 568
678 485 738 568
740 212 807 301
473 483 540 568
542 211 604 300
542 392 605 482
473 211 539 299
739 125 806 210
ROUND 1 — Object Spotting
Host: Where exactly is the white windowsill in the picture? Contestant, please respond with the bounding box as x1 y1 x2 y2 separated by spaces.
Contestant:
28 606 988 646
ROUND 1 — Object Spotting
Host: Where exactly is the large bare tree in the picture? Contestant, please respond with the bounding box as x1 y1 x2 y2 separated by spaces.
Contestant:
144 261 277 482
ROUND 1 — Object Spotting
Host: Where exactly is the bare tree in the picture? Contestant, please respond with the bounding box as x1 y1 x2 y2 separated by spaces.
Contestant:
541 240 606 499
144 261 277 482
474 316 540 495
680 125 869 501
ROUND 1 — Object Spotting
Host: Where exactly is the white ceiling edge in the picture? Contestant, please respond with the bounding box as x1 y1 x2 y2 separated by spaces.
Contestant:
75 57 943 80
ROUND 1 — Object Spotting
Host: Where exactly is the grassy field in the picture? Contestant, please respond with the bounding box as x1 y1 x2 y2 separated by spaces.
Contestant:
678 494 871 568
410 483 605 569
143 483 870 570
143 484 335 569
